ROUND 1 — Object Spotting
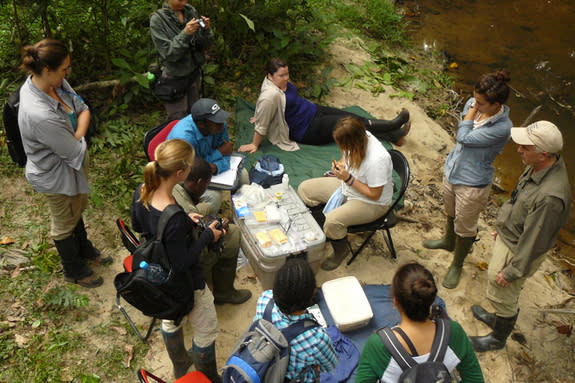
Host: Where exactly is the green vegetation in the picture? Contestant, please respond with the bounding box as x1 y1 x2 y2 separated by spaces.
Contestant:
0 1 458 381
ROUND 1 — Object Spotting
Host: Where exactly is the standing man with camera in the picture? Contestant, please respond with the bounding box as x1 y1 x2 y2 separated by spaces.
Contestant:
150 0 213 121
470 121 571 352
173 157 252 305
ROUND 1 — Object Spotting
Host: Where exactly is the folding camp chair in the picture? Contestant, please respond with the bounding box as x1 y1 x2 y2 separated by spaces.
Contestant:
115 218 157 341
138 369 211 383
143 119 180 161
346 149 411 265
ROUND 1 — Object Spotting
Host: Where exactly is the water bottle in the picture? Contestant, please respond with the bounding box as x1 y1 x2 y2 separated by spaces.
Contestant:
139 261 169 284
282 174 289 191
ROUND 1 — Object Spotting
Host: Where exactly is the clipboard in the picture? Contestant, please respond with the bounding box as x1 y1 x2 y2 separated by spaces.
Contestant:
208 152 245 190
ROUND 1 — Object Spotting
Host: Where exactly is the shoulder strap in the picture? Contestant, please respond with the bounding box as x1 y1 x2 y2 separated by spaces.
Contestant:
154 9 171 25
428 318 451 363
263 298 275 321
262 298 318 343
393 327 419 356
282 318 319 343
377 327 417 372
156 204 184 240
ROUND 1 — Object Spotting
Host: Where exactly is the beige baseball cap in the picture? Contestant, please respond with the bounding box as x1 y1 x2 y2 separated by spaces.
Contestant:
510 120 563 153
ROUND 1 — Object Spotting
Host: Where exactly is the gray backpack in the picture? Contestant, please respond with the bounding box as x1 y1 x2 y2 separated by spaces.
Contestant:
222 299 318 383
377 318 453 383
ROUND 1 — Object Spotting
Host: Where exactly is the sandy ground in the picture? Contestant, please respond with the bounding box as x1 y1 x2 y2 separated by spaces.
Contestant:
121 37 574 382
5 36 574 382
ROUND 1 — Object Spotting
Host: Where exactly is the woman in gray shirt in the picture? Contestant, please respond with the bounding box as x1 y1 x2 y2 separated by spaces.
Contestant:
18 39 110 288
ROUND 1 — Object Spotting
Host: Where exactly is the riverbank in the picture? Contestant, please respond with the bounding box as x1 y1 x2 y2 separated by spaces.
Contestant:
141 36 575 382
1 35 574 383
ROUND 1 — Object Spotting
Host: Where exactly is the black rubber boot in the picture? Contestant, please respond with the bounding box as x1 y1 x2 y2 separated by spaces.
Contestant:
191 341 221 383
213 260 252 305
442 235 475 289
470 312 518 352
422 216 456 251
162 327 193 379
74 218 112 265
321 238 349 271
55 236 102 288
471 304 496 329
368 108 410 146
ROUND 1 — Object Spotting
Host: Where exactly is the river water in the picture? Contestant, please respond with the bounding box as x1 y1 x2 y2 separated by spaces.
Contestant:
404 0 575 235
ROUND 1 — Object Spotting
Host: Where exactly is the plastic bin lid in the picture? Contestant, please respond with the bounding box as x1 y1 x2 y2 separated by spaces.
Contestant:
322 276 373 328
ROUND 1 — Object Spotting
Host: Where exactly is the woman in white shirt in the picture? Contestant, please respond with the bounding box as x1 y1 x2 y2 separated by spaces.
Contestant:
298 116 392 270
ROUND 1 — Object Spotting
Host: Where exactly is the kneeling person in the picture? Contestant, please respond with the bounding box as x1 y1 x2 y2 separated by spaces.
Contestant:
173 157 251 305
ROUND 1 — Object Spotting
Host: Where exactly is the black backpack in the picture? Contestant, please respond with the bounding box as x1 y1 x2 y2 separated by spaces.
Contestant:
2 86 97 168
377 318 452 383
114 205 193 324
2 88 26 167
248 155 285 188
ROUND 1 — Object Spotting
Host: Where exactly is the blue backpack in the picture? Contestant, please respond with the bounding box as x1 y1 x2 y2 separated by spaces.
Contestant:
222 299 318 383
248 155 284 188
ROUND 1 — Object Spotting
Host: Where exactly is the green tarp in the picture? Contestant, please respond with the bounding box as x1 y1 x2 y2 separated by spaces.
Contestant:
233 97 393 190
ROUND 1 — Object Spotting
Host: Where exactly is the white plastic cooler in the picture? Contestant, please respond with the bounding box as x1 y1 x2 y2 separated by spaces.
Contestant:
322 276 374 332
232 184 326 290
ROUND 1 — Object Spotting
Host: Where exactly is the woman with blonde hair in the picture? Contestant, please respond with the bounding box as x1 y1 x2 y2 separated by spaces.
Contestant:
131 139 223 381
298 116 393 270
18 38 109 288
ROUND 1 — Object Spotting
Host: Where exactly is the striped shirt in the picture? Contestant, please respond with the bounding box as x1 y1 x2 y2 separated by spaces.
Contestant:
254 290 337 382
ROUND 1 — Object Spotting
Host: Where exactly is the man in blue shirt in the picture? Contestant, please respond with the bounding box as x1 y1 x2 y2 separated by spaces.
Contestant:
168 98 233 175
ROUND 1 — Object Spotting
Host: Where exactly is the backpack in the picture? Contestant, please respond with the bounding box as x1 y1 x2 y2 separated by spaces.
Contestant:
2 88 25 167
114 205 193 324
2 87 97 168
377 318 452 383
249 155 285 188
222 299 318 383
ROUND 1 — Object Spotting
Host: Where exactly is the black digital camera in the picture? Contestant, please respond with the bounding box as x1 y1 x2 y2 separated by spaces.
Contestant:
197 215 226 255
198 215 225 232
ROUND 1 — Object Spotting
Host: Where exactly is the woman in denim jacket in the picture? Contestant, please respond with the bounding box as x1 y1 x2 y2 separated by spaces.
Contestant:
422 71 513 289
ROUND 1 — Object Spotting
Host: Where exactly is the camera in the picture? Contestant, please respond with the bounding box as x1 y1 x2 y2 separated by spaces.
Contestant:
198 215 225 232
197 215 226 255
197 17 206 29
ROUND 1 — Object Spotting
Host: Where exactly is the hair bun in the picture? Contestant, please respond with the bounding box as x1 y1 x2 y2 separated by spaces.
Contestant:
494 69 511 83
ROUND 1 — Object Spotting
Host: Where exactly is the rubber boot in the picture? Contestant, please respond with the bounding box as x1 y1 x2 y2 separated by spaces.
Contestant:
321 238 349 271
213 261 252 305
55 236 103 288
74 218 112 265
191 341 221 383
162 327 194 379
442 235 475 289
368 109 410 146
422 216 456 251
471 304 496 329
470 312 518 352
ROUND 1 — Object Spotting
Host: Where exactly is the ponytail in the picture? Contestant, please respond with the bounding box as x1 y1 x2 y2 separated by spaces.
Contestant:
138 139 195 208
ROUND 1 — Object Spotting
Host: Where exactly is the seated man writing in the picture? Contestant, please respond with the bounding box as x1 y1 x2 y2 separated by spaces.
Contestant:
173 157 251 305
168 98 233 175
